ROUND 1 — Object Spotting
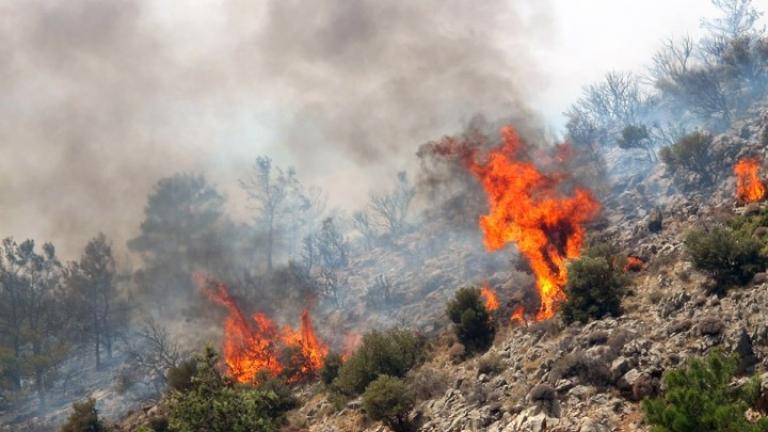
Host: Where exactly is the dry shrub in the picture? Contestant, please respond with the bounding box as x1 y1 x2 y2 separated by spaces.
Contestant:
550 351 612 388
406 367 450 401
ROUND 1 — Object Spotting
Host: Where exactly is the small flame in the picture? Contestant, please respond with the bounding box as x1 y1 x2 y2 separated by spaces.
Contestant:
429 126 600 320
341 332 362 361
480 285 499 312
510 305 525 324
624 256 643 272
734 158 766 203
196 274 328 383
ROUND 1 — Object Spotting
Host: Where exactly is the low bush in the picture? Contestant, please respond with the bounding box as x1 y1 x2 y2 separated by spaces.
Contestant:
550 351 612 388
166 358 197 392
659 132 715 185
167 347 285 432
685 225 764 295
254 373 299 413
643 351 768 432
406 367 449 401
60 398 109 432
147 417 168 432
320 352 343 385
362 375 414 432
477 352 504 376
560 256 628 324
332 328 424 397
446 287 495 353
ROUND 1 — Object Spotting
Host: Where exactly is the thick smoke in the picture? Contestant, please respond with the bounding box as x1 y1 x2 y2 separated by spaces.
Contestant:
0 0 552 259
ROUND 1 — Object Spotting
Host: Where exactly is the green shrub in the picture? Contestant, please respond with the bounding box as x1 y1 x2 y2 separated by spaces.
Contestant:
685 226 764 294
60 398 108 432
643 351 768 432
166 358 197 392
253 373 298 413
320 352 343 385
446 287 495 353
167 347 283 432
362 376 415 432
659 132 714 184
147 417 168 432
560 256 628 324
332 329 424 397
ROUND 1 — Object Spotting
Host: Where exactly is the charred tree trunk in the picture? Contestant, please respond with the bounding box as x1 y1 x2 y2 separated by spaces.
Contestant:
11 334 21 390
93 312 101 369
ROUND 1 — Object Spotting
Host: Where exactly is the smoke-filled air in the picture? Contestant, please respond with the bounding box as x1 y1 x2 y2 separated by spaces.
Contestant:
6 1 768 431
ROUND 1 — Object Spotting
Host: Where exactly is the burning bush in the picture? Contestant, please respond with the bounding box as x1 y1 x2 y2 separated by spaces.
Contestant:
643 351 768 432
560 255 628 324
167 347 287 432
734 158 767 203
362 375 415 432
197 275 328 384
446 287 496 353
685 225 764 295
426 126 600 320
332 328 424 397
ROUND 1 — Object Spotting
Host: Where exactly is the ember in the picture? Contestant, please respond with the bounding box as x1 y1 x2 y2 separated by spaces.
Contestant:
624 256 643 272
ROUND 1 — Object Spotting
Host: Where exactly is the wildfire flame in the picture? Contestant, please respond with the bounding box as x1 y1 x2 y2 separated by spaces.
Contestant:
734 158 766 203
341 332 362 361
510 304 525 324
429 126 601 320
196 274 328 383
480 285 499 312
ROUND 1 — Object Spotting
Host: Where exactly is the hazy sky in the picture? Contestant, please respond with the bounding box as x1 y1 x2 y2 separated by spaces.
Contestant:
0 0 765 260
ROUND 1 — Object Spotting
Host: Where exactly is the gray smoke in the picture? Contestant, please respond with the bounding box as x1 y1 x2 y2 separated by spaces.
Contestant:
0 0 552 259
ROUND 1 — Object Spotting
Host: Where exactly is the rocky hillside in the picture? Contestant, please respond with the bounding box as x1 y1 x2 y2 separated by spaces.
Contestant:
281 111 768 431
104 110 768 432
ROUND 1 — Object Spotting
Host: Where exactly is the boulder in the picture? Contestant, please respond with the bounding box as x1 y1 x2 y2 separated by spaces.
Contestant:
697 316 724 337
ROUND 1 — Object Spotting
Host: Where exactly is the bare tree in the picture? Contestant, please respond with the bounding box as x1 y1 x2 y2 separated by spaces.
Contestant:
240 157 293 271
352 210 376 251
565 71 657 155
124 317 186 395
651 37 733 127
315 217 349 306
369 171 416 236
701 0 763 59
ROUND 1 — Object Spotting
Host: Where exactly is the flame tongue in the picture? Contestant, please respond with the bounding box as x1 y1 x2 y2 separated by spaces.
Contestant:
197 274 328 383
735 158 766 203
480 285 499 312
431 126 600 320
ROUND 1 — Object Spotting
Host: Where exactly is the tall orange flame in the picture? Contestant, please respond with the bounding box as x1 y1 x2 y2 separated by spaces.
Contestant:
196 274 328 383
480 285 499 312
734 158 766 203
430 126 600 320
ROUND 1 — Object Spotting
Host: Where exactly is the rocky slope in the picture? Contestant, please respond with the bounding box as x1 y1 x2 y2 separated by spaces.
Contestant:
40 110 768 432
278 112 768 431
